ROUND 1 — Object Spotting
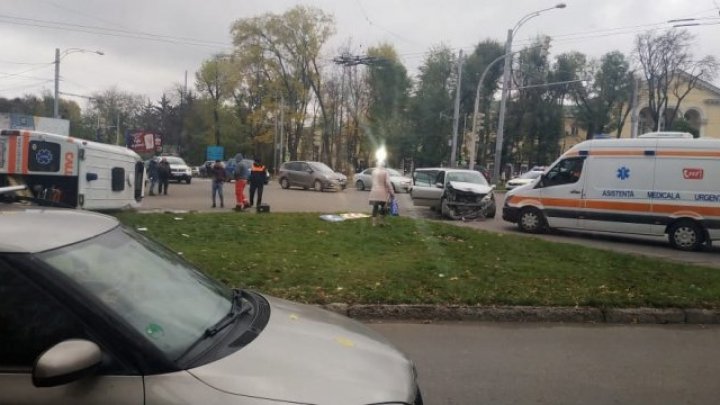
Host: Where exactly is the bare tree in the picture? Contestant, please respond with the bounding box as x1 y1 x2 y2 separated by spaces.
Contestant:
634 29 718 131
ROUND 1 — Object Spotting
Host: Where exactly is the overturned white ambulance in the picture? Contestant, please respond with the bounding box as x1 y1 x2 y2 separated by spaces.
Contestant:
0 129 144 210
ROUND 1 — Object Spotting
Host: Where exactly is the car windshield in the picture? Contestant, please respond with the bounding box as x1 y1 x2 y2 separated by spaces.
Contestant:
310 162 334 173
38 227 231 360
446 171 488 185
519 171 543 180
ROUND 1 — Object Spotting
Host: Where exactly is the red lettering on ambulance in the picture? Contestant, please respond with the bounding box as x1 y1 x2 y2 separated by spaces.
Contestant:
682 168 703 180
64 152 75 176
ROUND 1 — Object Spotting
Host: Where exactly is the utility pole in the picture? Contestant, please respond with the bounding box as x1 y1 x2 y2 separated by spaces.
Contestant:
54 48 60 118
115 110 120 146
279 94 285 169
630 75 640 138
450 50 463 168
493 29 513 183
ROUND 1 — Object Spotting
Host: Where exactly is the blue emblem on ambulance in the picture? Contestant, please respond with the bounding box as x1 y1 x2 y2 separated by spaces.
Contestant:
617 166 630 180
36 149 53 166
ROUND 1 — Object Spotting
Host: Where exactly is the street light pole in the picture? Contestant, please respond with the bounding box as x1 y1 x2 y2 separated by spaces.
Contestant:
54 48 104 119
492 3 566 184
54 48 60 118
469 46 545 170
450 50 463 167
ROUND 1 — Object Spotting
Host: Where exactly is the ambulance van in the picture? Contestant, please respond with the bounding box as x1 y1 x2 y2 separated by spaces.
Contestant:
0 129 145 210
503 134 720 251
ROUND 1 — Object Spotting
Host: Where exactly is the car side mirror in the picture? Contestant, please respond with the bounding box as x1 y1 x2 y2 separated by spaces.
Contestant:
435 182 444 188
33 339 102 388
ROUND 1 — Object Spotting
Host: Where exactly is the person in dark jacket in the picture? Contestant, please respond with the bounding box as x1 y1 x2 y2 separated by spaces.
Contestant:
157 158 171 195
147 158 159 196
248 158 268 208
210 160 226 208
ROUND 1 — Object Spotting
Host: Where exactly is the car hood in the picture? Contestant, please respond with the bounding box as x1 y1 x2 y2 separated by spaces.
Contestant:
447 181 493 194
188 296 415 404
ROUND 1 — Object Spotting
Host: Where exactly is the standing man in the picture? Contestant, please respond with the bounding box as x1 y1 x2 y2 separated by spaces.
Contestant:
233 154 250 211
248 158 268 209
147 158 158 196
211 160 226 208
157 158 171 195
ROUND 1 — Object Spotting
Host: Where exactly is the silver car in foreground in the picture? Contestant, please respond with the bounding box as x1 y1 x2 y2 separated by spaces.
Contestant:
354 168 413 193
0 207 422 405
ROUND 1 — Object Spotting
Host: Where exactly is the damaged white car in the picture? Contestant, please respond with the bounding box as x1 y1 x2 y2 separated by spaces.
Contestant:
410 168 496 220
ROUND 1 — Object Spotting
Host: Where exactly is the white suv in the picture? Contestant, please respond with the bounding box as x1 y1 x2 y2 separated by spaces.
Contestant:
154 156 192 184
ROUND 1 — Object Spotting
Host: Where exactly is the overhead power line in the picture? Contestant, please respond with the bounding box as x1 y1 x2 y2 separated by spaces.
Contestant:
0 14 232 49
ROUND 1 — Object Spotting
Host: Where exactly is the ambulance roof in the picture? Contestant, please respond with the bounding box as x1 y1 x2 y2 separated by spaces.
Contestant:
1 129 141 161
565 137 720 155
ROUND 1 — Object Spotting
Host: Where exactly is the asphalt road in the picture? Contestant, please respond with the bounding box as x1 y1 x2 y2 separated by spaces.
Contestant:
369 321 720 405
140 178 720 268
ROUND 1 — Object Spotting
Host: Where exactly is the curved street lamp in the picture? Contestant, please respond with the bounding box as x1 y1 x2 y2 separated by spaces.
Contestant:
54 48 104 118
491 3 566 183
468 43 547 170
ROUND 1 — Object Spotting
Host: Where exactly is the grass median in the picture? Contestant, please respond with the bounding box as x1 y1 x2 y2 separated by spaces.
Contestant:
117 212 720 309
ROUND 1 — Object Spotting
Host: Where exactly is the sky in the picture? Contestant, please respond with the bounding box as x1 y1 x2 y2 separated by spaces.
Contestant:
1 0 719 109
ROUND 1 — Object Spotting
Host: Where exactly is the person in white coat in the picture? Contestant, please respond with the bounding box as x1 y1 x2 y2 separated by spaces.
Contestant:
368 161 395 227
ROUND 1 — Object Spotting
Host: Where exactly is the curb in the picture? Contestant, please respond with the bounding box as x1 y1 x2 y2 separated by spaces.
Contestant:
319 304 720 324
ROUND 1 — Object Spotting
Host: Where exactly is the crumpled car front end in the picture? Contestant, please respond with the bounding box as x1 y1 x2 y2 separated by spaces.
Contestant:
443 181 495 220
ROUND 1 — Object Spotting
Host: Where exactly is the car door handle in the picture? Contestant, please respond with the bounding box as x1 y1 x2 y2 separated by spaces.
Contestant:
570 189 582 194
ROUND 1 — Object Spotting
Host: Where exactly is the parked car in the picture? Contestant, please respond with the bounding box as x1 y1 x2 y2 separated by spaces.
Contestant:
149 155 192 184
278 161 347 191
354 168 412 193
0 207 422 404
505 170 545 190
199 160 215 178
410 167 496 220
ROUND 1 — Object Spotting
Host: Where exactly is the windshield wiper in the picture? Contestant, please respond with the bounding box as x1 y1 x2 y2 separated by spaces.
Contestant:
204 289 250 337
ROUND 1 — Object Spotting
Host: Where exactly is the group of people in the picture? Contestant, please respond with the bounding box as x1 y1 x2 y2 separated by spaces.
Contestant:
147 153 394 224
209 154 268 211
147 158 171 196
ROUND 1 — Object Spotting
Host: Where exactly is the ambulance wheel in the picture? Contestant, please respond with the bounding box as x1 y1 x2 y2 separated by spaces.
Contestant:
280 178 290 189
185 177 191 184
518 207 545 233
668 220 704 251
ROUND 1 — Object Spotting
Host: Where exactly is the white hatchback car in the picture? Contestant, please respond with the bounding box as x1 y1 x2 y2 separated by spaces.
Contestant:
354 168 412 193
505 170 544 190
0 205 422 405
